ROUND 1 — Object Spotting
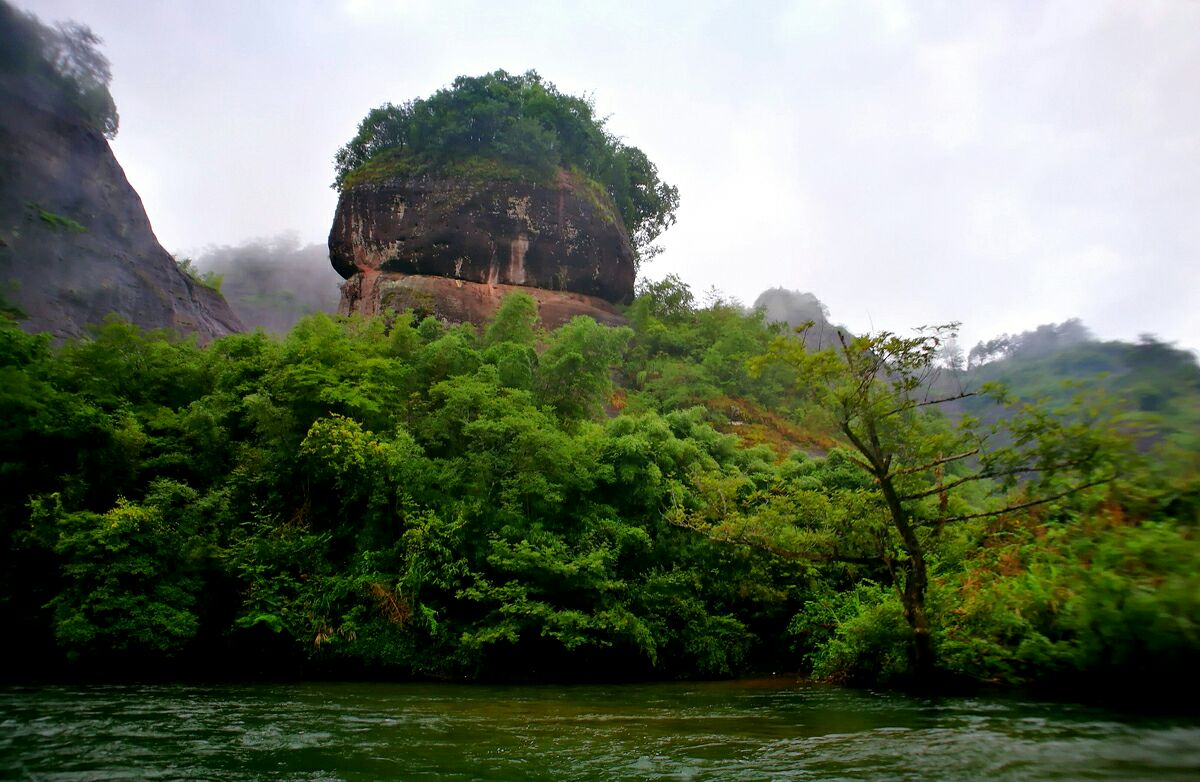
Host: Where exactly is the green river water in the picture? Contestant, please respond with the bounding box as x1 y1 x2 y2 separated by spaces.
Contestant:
1 679 1197 780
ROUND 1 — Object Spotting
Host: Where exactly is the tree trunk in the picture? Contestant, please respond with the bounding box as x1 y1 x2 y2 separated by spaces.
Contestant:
844 418 937 685
900 558 934 684
877 470 935 684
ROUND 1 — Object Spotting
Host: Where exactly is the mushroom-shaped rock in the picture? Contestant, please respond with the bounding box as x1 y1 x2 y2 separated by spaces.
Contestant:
329 170 636 328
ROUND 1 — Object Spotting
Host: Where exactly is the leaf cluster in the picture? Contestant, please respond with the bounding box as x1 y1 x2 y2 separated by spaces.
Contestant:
332 70 679 259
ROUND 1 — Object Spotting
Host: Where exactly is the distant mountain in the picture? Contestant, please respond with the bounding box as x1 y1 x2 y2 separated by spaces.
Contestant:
752 288 851 349
951 322 1200 453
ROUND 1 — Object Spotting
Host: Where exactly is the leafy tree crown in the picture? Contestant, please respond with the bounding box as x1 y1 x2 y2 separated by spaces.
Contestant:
333 70 679 260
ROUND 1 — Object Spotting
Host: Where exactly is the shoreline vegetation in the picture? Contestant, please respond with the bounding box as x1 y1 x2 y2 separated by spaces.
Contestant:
2 283 1197 704
2 14 1196 708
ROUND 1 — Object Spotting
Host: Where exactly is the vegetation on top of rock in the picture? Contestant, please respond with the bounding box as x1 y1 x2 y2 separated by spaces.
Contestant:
333 70 679 261
0 1 119 139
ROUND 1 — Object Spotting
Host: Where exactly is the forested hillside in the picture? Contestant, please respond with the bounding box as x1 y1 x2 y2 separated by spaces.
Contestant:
955 321 1200 456
2 280 1196 694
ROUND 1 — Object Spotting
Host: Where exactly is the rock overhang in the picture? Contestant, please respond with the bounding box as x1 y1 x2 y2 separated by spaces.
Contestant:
329 170 637 310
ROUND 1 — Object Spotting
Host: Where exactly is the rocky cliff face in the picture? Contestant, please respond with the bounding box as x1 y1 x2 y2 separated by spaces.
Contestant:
329 171 635 328
0 72 242 341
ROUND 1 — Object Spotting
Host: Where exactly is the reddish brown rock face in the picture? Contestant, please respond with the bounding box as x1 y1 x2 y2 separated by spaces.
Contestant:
340 272 626 330
329 172 637 325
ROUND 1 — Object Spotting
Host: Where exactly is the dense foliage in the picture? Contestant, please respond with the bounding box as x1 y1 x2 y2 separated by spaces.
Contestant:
1 286 1196 695
333 71 679 259
0 1 119 139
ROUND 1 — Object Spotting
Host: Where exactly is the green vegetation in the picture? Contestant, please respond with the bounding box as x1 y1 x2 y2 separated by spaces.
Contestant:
27 203 87 233
338 149 551 192
173 255 224 293
0 286 1196 694
957 323 1200 456
333 71 679 260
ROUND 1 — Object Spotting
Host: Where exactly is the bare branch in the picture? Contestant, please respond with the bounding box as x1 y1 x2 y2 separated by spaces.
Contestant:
843 452 876 474
896 459 1089 502
916 476 1114 527
889 448 980 477
840 422 882 473
883 391 978 418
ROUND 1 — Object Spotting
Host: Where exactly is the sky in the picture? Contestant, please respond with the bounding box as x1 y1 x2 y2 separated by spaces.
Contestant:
18 0 1200 352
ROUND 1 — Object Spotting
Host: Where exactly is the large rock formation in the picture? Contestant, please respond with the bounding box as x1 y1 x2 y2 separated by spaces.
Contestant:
330 170 635 328
0 71 243 341
753 288 851 350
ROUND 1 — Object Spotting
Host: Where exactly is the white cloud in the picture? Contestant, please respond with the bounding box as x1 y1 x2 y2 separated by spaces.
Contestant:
15 0 1200 351
914 39 987 151
341 0 429 21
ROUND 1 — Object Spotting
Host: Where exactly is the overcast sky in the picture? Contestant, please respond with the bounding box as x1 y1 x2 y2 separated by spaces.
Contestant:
18 0 1200 351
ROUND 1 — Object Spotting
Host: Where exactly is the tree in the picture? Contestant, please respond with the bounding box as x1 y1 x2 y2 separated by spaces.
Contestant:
683 324 1124 683
631 274 696 323
938 336 965 373
484 291 539 347
482 295 540 391
536 316 631 421
45 481 207 660
332 70 678 262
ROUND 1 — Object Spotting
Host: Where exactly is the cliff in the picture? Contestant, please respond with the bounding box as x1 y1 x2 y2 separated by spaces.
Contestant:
329 170 635 328
0 70 243 341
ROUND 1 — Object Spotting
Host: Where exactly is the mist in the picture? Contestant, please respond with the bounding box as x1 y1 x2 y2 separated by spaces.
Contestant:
752 287 851 350
189 234 341 333
967 319 1094 369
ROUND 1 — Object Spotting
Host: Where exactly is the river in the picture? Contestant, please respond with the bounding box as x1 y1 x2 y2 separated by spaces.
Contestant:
1 679 1197 780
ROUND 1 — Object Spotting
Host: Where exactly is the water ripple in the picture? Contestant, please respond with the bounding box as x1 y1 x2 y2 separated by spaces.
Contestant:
1 681 1197 781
